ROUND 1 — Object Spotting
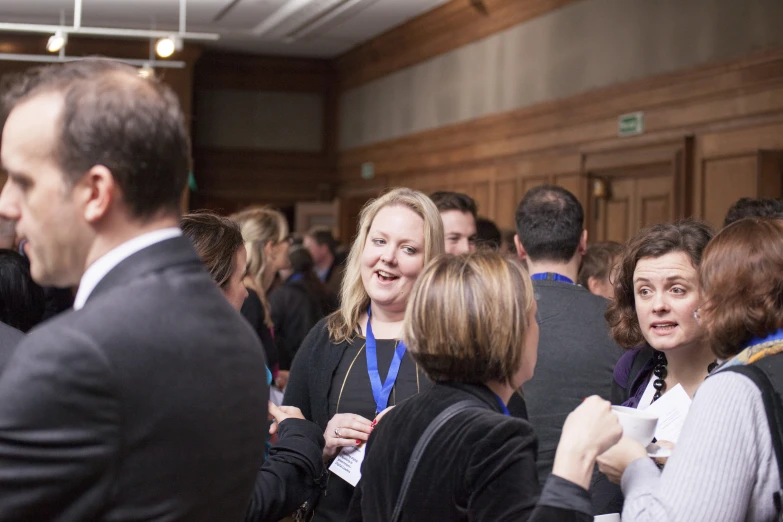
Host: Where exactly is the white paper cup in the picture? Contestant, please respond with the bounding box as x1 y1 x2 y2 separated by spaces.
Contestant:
611 405 658 446
594 514 621 522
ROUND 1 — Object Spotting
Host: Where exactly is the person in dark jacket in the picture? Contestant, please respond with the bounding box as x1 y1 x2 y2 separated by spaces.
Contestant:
0 249 44 332
347 251 623 521
181 211 326 522
269 245 336 374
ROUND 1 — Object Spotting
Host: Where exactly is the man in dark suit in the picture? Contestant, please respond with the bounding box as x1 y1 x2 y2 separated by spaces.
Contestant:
0 60 269 521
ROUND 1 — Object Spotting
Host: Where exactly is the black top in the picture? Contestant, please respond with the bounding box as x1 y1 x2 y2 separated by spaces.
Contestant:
523 280 623 484
268 279 333 370
241 288 279 370
284 319 431 522
346 382 594 522
316 338 428 522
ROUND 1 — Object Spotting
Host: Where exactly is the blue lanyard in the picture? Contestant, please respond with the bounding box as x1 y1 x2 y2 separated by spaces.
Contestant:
530 272 574 284
744 328 783 349
491 392 510 416
365 305 408 414
288 272 305 282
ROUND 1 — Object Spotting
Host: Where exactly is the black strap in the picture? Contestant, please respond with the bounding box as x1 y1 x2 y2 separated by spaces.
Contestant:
390 399 484 522
722 365 783 516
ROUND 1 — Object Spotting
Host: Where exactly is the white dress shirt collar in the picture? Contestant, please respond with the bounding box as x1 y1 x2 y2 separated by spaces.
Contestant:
73 227 182 310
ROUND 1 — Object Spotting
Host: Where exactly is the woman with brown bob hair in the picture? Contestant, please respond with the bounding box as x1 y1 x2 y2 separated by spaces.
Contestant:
607 220 715 408
598 218 783 521
347 251 622 521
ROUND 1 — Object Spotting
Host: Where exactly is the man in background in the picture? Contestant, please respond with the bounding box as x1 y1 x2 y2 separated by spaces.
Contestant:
514 185 623 484
430 191 478 255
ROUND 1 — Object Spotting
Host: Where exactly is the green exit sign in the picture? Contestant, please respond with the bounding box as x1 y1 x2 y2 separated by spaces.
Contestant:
618 111 644 137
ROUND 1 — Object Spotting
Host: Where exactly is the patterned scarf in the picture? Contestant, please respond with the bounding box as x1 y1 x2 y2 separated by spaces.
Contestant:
718 328 783 370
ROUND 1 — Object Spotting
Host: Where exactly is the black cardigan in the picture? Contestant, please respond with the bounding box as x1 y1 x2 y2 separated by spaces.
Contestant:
283 317 528 430
346 382 593 522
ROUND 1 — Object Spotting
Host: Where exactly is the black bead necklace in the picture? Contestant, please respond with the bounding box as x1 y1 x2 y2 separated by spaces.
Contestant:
652 351 668 402
652 351 720 403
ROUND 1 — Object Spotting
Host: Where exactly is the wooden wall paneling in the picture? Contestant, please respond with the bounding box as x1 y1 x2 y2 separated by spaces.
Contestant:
194 52 331 92
338 51 783 180
701 156 759 227
700 122 783 159
757 150 783 197
472 181 491 217
493 178 519 229
336 0 581 91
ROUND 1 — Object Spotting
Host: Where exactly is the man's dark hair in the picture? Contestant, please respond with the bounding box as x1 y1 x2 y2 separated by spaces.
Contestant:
429 191 478 219
1 59 190 219
0 249 44 332
723 197 783 228
515 185 584 263
475 216 502 250
305 227 338 254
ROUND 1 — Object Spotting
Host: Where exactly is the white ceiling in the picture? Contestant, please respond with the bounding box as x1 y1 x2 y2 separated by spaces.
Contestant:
0 0 452 57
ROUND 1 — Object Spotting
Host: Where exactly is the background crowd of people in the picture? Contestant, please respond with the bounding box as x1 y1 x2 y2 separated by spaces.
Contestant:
0 59 782 522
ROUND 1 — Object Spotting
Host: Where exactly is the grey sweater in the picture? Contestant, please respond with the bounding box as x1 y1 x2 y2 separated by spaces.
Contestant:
523 280 624 484
621 371 779 521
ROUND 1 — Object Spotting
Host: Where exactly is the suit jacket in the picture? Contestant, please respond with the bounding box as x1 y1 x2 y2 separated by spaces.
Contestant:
0 236 269 521
0 321 23 370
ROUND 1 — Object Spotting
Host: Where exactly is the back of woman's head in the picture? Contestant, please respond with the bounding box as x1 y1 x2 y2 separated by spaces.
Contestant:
699 218 783 359
230 206 288 293
606 220 714 348
404 251 534 385
0 249 44 332
181 211 244 288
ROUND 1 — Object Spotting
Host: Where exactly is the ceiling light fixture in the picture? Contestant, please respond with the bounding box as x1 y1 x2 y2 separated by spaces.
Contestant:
46 30 67 53
155 35 182 58
0 0 219 49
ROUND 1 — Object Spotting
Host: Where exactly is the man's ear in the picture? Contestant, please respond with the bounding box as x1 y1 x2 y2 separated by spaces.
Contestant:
514 234 527 261
577 229 588 256
80 165 115 224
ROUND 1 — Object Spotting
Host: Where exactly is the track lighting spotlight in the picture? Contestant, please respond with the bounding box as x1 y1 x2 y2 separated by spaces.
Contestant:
46 30 67 53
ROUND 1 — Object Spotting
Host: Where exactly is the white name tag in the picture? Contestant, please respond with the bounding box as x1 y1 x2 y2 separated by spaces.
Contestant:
328 443 366 487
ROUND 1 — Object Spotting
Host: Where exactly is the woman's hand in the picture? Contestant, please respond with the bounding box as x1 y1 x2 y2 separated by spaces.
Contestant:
551 396 623 489
597 436 649 484
268 403 305 434
323 413 373 461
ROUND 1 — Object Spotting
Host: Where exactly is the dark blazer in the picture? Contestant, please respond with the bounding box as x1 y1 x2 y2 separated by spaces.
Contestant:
0 321 23 369
0 236 269 521
268 279 331 371
346 383 594 522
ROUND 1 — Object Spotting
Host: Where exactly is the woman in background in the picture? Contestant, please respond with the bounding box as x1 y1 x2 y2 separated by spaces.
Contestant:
284 187 444 521
231 206 292 383
181 210 326 522
269 245 336 378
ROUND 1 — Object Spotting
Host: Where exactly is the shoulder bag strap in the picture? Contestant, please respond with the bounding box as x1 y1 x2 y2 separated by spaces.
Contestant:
722 365 783 517
390 399 484 522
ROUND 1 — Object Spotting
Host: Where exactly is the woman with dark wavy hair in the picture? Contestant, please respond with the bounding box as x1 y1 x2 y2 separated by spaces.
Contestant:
598 218 783 521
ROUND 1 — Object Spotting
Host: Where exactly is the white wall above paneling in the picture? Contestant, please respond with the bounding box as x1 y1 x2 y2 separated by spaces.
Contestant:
339 0 783 149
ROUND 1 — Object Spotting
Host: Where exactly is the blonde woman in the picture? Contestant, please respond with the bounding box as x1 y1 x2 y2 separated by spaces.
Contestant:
231 206 292 379
347 252 622 521
283 188 444 521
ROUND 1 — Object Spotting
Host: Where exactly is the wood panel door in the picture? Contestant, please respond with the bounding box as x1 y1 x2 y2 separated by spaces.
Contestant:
591 168 673 243
585 139 690 244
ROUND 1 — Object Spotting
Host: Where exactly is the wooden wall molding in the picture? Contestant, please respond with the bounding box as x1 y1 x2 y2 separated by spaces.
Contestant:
338 48 783 181
335 0 581 91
